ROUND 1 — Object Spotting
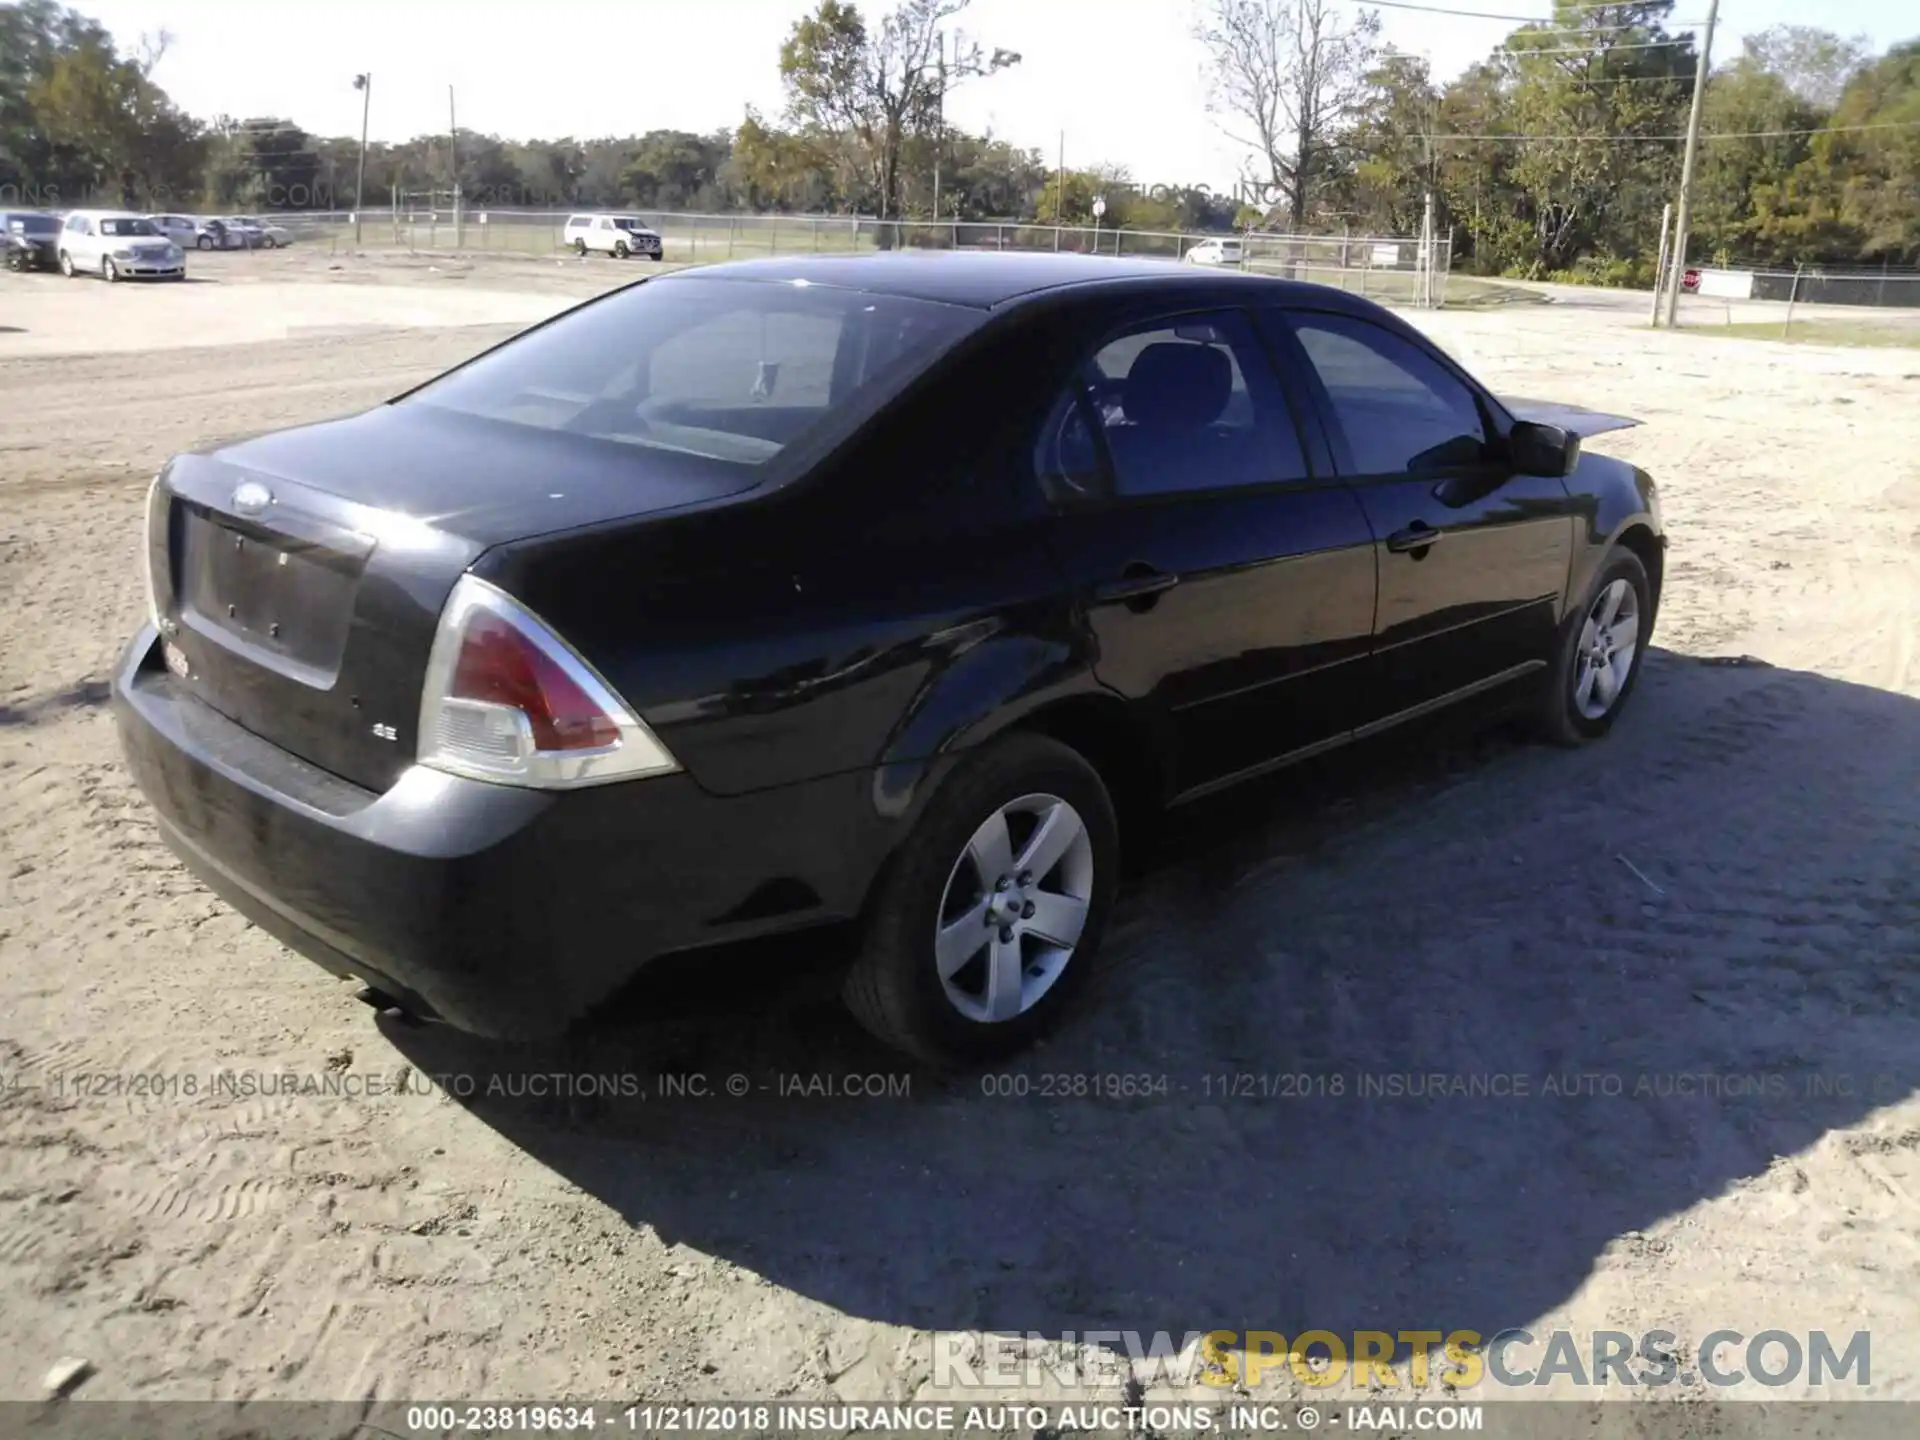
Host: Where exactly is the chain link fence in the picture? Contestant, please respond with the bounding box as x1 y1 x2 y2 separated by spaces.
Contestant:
1673 261 1920 342
263 207 1453 308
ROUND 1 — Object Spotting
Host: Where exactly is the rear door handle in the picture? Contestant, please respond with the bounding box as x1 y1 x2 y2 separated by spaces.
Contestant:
1386 522 1444 554
1095 563 1181 610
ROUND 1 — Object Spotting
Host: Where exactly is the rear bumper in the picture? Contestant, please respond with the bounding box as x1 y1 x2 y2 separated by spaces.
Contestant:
112 626 900 1038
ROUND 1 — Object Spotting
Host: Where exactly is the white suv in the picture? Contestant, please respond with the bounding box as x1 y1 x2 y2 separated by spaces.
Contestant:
60 211 185 280
563 213 664 260
1183 237 1245 267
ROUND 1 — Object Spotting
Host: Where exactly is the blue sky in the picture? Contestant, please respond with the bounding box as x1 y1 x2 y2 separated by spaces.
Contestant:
78 0 1919 192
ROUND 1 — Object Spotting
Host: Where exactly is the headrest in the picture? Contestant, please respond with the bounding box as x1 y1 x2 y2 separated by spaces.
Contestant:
1123 343 1233 432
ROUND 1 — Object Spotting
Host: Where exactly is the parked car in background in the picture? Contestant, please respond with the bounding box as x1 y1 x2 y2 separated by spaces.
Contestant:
563 212 664 260
1185 237 1244 267
236 215 293 247
59 211 184 280
151 214 232 251
114 253 1664 1066
222 217 268 248
3 210 61 271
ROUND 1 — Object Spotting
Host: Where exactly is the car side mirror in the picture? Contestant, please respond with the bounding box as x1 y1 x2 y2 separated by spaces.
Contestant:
1508 420 1580 477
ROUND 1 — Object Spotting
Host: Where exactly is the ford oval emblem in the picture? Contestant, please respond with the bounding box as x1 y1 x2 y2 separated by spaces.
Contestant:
232 481 272 517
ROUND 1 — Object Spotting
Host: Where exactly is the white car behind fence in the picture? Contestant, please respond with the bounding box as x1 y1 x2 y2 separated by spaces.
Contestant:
1183 237 1245 267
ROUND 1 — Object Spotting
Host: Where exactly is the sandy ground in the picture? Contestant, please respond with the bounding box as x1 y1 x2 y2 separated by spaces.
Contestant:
2 251 1919 1408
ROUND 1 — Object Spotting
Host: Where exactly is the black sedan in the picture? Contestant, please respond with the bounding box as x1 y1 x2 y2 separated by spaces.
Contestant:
3 210 61 271
113 253 1664 1065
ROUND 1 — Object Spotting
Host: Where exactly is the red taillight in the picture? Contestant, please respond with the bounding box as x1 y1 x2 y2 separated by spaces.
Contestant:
418 574 680 789
448 610 620 752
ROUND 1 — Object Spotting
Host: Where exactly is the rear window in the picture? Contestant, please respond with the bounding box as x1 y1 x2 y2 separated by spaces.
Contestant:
101 218 158 236
405 276 982 467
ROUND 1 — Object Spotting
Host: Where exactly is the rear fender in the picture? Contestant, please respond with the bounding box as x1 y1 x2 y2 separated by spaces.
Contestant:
872 629 1106 822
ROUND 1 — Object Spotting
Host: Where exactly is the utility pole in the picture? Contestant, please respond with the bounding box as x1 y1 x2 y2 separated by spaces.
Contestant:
1421 192 1435 309
1056 130 1065 235
1662 0 1718 328
1649 202 1672 325
449 85 462 247
352 73 371 247
931 32 945 227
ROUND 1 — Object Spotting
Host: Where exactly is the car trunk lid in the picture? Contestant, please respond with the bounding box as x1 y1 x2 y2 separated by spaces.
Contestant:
1499 396 1641 439
147 403 760 793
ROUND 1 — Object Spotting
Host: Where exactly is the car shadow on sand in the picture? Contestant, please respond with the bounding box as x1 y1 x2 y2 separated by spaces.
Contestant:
383 646 1920 1353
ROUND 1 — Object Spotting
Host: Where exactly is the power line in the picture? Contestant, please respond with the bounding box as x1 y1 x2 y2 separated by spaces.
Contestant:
1496 37 1703 54
1427 118 1920 141
1523 71 1697 83
1366 0 1706 24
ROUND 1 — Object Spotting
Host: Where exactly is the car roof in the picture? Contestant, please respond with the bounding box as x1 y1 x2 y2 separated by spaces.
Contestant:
654 250 1362 311
65 209 151 220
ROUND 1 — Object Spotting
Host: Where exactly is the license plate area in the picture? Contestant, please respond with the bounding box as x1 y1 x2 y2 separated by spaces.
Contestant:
179 510 367 683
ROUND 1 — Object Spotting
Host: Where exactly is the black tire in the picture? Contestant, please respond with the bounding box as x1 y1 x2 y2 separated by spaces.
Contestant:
264 236 278 248
102 257 118 283
573 239 588 257
1534 546 1653 746
844 732 1119 1067
197 235 213 251
614 240 630 258
59 251 75 278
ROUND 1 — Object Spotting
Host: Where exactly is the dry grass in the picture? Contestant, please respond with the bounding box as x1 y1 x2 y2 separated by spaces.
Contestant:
1692 319 1920 349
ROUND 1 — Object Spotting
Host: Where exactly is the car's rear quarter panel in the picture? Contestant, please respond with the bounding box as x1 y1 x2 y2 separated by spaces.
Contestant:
475 303 1096 802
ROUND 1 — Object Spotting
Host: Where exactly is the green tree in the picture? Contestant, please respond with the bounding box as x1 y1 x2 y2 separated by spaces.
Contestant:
779 0 1017 227
1810 40 1920 263
26 21 202 208
1337 50 1439 235
1692 51 1826 264
1495 0 1692 273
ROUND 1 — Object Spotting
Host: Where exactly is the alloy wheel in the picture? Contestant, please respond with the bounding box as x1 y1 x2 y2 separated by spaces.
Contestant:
1572 578 1640 721
934 793 1095 1024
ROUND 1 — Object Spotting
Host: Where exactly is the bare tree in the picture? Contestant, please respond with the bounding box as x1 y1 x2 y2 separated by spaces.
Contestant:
781 0 1019 229
1195 0 1380 229
133 28 174 76
1739 24 1872 111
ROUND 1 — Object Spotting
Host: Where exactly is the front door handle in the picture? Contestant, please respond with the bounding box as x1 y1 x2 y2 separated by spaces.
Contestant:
1095 563 1181 612
1386 522 1445 554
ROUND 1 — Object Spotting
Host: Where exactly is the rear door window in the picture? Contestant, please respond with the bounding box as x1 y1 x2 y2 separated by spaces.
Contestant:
1037 310 1309 499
